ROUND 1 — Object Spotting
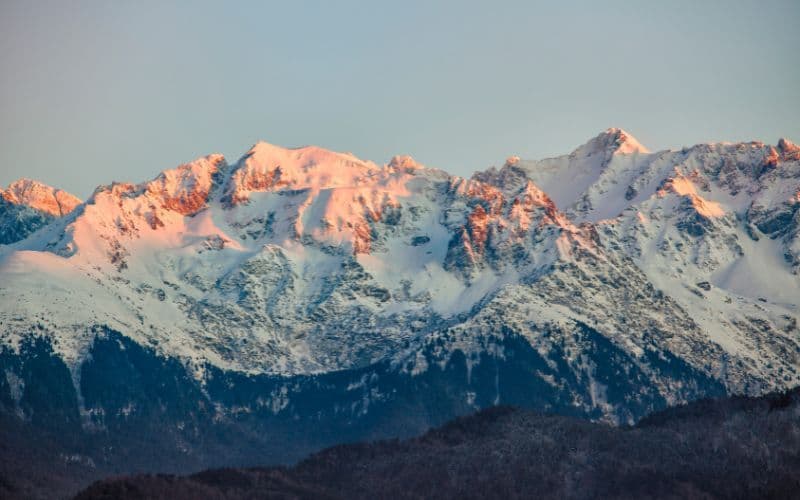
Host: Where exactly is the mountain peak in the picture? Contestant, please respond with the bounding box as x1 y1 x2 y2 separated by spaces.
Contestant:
226 141 379 205
388 155 424 171
574 128 649 157
245 141 365 165
246 140 289 158
1 178 81 216
142 154 226 215
778 138 800 160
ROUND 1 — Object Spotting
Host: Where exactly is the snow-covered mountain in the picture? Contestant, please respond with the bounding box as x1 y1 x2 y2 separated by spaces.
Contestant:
0 179 81 244
3 129 797 387
1 129 798 493
475 129 800 390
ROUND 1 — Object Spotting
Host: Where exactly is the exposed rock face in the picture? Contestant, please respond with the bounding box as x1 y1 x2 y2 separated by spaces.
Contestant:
778 137 800 161
144 154 225 215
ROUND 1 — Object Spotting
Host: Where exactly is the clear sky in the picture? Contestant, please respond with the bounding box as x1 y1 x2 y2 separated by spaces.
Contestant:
1 0 798 198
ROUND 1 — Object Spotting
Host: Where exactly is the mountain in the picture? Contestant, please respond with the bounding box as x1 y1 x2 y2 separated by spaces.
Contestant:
74 388 800 500
474 129 800 385
0 129 798 498
0 179 81 244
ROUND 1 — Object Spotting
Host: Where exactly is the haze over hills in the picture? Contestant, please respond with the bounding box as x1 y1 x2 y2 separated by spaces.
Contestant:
1 129 799 498
75 388 800 500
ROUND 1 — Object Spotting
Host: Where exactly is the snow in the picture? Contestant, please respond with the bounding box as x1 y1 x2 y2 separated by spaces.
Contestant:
712 236 800 306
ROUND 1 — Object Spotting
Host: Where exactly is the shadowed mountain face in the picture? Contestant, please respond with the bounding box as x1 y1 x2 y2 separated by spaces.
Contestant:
1 130 799 498
0 327 725 499
74 388 800 500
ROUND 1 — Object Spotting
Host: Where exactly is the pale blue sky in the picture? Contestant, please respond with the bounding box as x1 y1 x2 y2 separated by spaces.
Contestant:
1 0 798 197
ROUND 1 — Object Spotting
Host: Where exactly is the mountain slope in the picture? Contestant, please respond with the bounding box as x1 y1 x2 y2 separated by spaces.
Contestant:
74 388 800 500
